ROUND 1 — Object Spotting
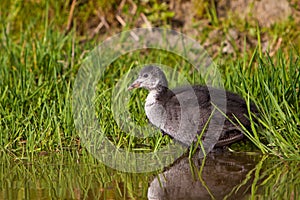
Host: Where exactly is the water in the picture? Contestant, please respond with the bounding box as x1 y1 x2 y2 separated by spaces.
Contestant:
0 150 299 199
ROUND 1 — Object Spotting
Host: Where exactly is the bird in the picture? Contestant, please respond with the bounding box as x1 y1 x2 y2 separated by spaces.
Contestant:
128 65 258 148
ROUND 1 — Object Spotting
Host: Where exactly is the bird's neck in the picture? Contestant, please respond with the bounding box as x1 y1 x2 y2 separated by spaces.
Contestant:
145 87 169 129
146 90 160 106
146 86 174 106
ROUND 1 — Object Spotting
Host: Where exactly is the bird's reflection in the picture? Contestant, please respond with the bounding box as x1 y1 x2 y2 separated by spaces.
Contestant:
148 151 260 200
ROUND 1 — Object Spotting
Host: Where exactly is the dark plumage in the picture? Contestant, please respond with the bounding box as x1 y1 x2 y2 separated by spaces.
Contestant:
128 65 258 148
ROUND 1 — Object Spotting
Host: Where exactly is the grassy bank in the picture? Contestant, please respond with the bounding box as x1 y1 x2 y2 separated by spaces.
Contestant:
0 1 299 159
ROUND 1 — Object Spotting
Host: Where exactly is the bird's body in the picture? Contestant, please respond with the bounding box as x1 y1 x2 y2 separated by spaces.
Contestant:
128 65 258 148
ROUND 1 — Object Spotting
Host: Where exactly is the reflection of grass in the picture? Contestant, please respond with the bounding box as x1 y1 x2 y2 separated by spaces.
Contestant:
226 155 300 199
0 151 153 199
256 158 300 199
0 1 299 159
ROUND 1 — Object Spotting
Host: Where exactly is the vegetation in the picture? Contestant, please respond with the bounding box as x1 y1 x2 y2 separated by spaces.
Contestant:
1 0 299 159
0 0 299 199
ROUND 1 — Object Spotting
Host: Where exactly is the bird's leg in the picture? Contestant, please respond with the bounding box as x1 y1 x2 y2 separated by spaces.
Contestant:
160 129 167 136
160 129 174 139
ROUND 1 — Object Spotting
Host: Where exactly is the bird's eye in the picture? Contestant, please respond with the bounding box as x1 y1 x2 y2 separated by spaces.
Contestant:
143 74 148 78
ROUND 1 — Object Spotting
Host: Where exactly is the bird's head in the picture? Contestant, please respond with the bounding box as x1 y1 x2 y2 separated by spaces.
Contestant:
128 65 168 91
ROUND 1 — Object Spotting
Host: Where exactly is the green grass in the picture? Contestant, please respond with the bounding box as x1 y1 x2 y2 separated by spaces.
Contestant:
0 2 78 155
0 0 299 160
220 49 300 159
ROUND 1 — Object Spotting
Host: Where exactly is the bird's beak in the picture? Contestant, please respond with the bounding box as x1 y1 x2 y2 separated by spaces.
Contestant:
128 80 141 90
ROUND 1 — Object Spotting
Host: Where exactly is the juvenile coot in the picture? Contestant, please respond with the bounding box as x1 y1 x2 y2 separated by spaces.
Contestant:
128 65 258 148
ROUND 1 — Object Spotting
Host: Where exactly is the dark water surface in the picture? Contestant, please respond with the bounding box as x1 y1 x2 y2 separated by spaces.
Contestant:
0 150 298 199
